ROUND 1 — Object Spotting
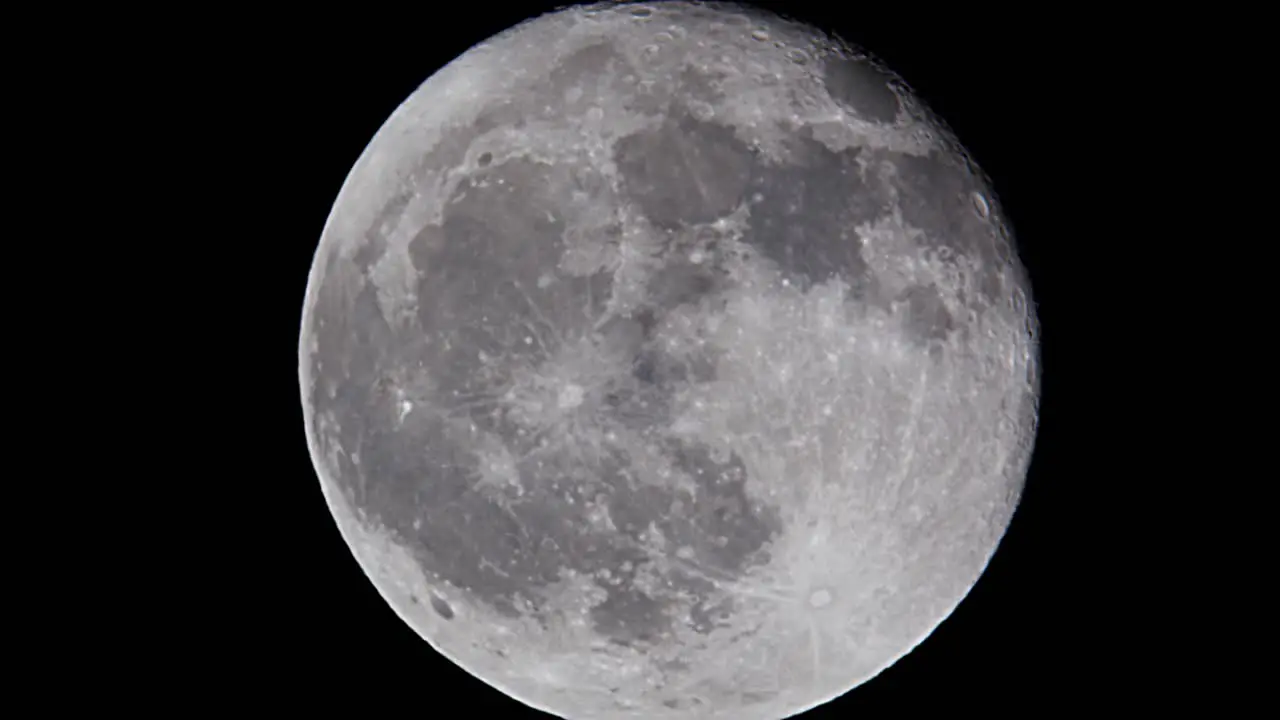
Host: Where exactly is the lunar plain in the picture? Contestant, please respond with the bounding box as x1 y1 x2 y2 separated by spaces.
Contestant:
298 2 1041 718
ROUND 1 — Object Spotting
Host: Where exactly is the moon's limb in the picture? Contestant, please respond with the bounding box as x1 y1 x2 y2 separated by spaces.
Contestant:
300 3 1039 719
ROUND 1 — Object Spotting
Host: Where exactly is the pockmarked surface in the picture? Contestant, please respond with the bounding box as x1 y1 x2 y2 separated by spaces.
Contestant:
299 3 1040 719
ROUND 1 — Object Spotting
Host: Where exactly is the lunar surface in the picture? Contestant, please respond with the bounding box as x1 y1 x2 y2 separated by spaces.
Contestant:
298 3 1040 719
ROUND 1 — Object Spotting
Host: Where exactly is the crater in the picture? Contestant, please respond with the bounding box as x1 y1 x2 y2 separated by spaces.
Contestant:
821 53 901 123
430 593 455 619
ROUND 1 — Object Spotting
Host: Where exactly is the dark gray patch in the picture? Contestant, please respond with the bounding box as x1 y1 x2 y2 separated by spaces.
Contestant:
742 132 888 292
822 54 901 123
663 696 707 710
631 344 715 389
645 255 723 309
677 64 727 105
596 304 717 435
899 283 954 342
622 251 726 388
614 111 754 229
661 441 781 572
603 480 675 537
304 108 521 432
590 585 668 646
406 156 613 404
351 192 411 273
305 112 778 653
741 691 775 705
471 100 525 135
539 42 640 118
595 310 655 360
306 277 395 456
335 109 505 284
579 441 780 644
548 43 617 96
688 592 735 634
889 150 1004 302
351 411 549 618
601 381 674 434
345 282 394 380
306 157 628 624
602 443 780 574
429 594 454 620
492 457 676 644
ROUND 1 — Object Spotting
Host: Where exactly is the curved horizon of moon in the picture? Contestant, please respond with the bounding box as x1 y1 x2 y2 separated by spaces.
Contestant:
299 3 1040 719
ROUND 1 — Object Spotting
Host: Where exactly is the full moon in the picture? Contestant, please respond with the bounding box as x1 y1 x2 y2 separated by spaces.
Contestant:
298 3 1040 719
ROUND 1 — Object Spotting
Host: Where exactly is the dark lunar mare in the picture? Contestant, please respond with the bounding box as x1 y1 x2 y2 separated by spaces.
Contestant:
889 150 1007 303
611 102 1007 344
742 129 887 294
613 109 754 230
310 149 785 646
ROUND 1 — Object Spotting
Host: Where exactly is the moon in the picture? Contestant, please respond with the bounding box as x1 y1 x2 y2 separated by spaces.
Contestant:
298 3 1040 719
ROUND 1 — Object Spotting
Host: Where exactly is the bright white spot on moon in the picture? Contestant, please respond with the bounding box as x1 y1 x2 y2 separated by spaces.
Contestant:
972 191 991 219
808 589 833 608
689 250 705 264
557 383 585 409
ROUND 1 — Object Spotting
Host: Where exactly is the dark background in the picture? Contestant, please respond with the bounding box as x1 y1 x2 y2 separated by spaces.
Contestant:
214 1 1138 714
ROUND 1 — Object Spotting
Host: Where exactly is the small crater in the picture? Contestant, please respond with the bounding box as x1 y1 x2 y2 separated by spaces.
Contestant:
750 28 770 42
477 152 492 167
786 48 810 65
430 594 455 620
629 5 652 18
972 190 990 219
